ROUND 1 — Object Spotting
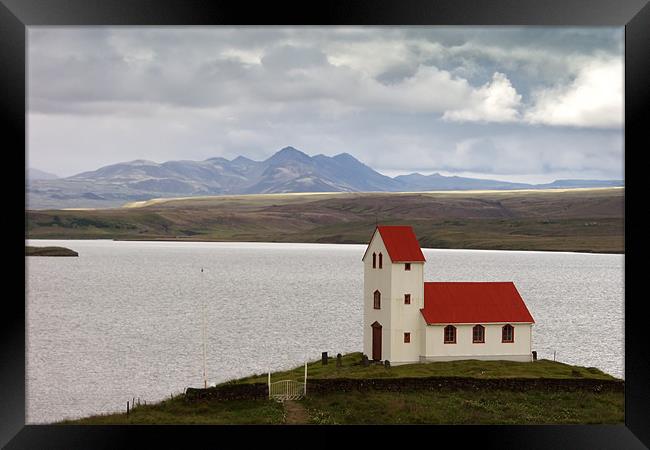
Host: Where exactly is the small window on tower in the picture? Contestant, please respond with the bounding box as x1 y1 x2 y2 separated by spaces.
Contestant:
373 290 381 309
379 253 383 269
372 252 376 268
404 332 411 343
405 263 411 271
404 294 411 304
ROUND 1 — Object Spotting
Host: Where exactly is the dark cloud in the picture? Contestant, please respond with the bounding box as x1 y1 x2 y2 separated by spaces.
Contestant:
27 27 624 182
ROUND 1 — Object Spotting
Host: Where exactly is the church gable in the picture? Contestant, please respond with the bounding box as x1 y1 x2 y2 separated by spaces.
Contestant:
362 225 425 263
361 228 388 264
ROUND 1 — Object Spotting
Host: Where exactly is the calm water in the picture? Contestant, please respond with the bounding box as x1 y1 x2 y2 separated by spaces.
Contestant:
26 239 624 423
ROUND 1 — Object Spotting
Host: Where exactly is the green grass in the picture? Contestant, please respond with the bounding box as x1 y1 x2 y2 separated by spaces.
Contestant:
61 389 623 425
302 389 623 424
59 354 622 425
229 352 618 385
58 396 285 425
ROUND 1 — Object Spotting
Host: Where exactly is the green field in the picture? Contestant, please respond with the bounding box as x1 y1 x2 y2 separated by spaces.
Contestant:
27 188 624 253
302 389 623 425
58 397 285 425
60 389 623 425
60 354 623 425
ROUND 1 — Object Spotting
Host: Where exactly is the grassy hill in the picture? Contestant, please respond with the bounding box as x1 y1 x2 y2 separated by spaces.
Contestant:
27 188 624 253
60 353 623 425
25 245 78 256
232 352 618 384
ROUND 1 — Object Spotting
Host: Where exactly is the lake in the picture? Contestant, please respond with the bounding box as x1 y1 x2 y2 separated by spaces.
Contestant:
26 239 624 423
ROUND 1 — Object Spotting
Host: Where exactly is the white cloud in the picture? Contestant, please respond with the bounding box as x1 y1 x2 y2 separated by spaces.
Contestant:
442 72 522 123
524 57 623 128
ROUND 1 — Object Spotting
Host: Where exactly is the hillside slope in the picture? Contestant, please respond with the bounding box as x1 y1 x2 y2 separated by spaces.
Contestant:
26 188 624 253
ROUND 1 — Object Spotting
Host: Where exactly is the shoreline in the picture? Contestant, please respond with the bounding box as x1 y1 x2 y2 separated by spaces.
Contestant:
25 237 625 255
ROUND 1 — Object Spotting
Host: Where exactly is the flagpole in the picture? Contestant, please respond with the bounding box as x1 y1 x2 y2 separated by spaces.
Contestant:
201 267 207 389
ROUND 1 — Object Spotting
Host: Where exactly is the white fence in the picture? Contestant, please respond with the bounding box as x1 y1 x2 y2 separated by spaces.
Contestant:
268 380 305 401
268 361 307 402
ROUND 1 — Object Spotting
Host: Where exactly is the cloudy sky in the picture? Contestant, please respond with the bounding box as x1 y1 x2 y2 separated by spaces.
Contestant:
28 27 624 183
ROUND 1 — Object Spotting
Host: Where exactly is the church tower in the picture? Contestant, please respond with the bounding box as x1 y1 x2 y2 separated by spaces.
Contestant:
362 225 425 364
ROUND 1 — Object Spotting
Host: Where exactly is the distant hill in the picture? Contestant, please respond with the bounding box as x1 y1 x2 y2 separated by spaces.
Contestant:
26 146 623 209
393 172 532 191
27 168 59 181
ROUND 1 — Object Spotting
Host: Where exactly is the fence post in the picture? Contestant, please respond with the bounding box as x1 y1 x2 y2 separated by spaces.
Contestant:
268 370 271 399
304 361 307 396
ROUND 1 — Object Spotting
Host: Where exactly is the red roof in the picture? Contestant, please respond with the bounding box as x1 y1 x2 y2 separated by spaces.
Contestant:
420 282 535 324
370 225 425 263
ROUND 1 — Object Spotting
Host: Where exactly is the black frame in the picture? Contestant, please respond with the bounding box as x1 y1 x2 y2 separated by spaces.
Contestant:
3 0 648 447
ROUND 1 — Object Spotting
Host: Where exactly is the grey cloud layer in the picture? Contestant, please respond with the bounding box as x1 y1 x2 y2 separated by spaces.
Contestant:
27 27 623 181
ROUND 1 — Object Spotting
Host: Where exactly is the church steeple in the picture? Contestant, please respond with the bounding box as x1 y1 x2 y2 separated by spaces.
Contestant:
363 226 425 364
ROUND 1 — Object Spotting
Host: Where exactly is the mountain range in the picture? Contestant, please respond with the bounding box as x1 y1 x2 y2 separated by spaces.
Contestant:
26 146 623 209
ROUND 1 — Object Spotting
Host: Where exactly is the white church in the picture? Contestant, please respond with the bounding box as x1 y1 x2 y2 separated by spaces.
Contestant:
363 225 535 364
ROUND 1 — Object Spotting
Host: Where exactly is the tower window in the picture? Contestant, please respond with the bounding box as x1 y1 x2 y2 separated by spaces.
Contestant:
473 325 485 343
378 253 383 269
372 252 376 268
405 263 411 271
404 294 411 305
404 332 411 343
373 290 381 309
502 324 514 343
444 325 456 344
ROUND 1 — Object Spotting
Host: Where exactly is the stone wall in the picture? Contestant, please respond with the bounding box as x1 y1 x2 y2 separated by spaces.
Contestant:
185 383 268 401
306 377 624 394
184 376 623 401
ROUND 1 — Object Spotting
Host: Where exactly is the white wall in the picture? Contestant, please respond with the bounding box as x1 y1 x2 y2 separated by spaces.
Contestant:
363 232 392 360
388 260 424 364
422 323 533 362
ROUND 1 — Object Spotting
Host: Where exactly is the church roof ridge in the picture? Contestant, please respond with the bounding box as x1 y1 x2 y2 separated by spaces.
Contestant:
363 225 426 263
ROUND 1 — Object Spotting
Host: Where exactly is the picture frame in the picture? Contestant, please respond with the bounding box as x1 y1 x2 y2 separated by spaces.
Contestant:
3 0 648 447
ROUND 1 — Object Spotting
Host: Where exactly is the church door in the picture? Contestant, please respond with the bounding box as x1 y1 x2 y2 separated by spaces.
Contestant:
371 322 382 361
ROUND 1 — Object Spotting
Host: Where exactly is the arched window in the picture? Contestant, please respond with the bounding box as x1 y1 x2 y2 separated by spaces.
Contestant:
473 325 485 343
372 252 377 268
444 325 456 344
502 324 514 343
373 290 381 309
378 253 383 269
